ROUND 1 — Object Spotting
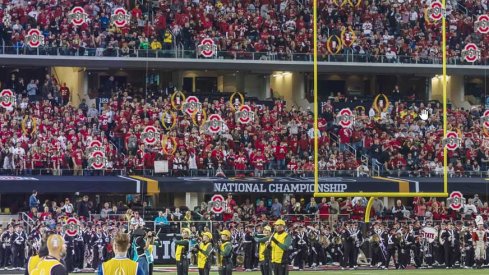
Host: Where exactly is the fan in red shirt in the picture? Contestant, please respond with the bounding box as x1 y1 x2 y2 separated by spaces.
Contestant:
234 151 248 172
274 141 287 169
60 83 70 105
223 194 237 222
351 201 365 220
252 150 266 176
318 198 330 220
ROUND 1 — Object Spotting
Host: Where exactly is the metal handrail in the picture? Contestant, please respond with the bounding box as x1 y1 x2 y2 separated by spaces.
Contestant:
2 168 489 178
0 169 127 176
21 212 36 234
2 46 489 65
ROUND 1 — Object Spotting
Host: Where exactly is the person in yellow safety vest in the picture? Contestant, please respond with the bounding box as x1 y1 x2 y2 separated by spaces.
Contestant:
193 231 213 275
30 234 67 275
218 230 233 275
267 219 292 275
98 232 145 275
254 225 272 275
175 228 191 275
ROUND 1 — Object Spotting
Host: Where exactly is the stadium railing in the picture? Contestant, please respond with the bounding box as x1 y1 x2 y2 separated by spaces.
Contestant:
1 169 488 178
0 169 127 176
2 45 488 65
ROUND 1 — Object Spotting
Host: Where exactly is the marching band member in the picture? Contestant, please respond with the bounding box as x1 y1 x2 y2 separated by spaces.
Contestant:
62 228 75 273
218 230 233 275
292 224 308 271
472 217 487 269
175 228 191 275
98 232 144 275
268 219 291 275
462 224 474 268
242 225 255 272
398 226 413 269
384 228 399 269
254 225 272 275
1 225 14 270
11 224 27 271
369 223 385 268
90 224 105 270
341 222 361 270
194 232 213 275
73 225 85 272
30 234 67 275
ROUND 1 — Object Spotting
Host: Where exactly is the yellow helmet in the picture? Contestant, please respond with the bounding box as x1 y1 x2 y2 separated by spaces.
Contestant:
220 230 231 238
263 226 272 232
274 219 286 226
202 232 213 240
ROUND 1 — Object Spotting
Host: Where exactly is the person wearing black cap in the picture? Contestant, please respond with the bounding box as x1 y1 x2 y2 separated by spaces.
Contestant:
73 223 85 272
11 224 26 270
62 228 75 273
243 224 255 272
341 222 356 270
91 224 105 270
1 224 14 270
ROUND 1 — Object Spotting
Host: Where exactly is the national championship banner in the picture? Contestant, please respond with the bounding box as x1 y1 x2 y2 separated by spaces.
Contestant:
153 176 489 195
213 182 348 193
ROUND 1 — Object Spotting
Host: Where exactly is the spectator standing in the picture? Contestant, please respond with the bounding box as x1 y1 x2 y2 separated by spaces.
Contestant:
61 198 74 215
270 198 283 218
77 195 90 219
29 190 39 210
130 211 145 228
100 202 112 219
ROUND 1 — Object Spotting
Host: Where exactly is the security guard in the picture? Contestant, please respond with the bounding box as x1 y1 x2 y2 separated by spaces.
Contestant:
218 230 233 275
30 234 67 275
254 226 272 275
175 228 191 275
269 220 291 275
195 232 213 275
98 232 144 275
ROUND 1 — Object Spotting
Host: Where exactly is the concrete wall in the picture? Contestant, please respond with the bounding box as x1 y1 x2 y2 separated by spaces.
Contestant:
52 67 86 107
430 75 465 107
270 72 311 109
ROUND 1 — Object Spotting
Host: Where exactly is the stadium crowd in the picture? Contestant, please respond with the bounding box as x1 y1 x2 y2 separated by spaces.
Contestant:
0 71 489 178
25 192 488 227
0 0 488 63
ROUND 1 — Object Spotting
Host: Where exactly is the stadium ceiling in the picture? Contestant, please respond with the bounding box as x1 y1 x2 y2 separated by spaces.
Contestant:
2 55 488 76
